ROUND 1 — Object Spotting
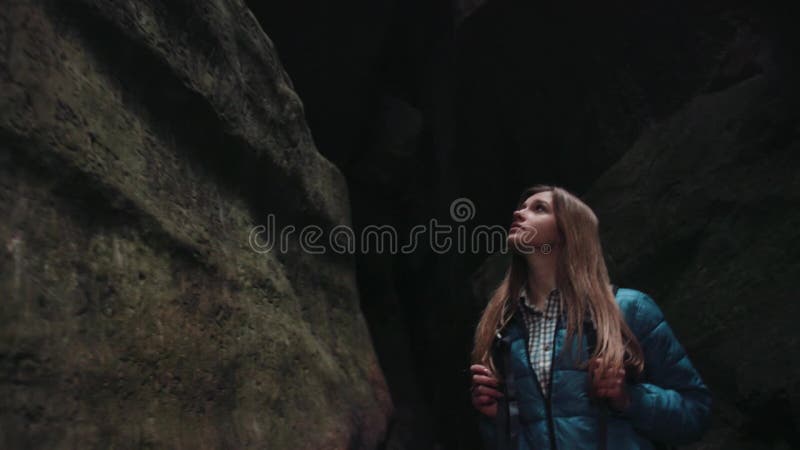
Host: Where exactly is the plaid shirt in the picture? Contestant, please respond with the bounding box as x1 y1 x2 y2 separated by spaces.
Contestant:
517 282 562 398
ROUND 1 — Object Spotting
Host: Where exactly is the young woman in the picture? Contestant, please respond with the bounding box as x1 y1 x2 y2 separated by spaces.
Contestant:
469 184 712 449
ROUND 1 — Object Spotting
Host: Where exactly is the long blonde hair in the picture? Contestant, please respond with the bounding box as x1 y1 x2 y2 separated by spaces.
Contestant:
471 184 644 381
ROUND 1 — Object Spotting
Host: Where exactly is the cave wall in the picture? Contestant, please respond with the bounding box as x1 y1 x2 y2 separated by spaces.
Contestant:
0 0 390 448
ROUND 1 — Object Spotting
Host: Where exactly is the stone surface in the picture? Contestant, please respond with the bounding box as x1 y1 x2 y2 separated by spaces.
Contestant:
0 0 391 448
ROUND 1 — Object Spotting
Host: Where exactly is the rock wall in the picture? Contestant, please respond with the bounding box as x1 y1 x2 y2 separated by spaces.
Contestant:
0 0 391 448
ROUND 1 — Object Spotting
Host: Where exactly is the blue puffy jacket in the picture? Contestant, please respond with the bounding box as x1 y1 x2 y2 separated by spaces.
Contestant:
478 288 713 449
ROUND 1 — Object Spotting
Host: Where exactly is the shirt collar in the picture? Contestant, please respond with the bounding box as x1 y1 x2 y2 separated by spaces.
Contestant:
518 281 560 317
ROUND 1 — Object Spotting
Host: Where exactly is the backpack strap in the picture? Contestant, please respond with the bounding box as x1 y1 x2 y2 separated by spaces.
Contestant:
492 328 519 450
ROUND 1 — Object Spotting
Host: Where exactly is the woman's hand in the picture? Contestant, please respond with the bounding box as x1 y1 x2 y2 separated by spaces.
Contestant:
470 364 504 418
589 357 631 412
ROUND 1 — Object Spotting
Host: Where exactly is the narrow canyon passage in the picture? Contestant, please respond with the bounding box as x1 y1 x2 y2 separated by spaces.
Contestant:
2 1 799 449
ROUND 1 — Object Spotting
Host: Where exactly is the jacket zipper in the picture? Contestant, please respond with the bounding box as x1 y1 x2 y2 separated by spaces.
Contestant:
545 312 563 450
521 304 561 450
546 394 557 450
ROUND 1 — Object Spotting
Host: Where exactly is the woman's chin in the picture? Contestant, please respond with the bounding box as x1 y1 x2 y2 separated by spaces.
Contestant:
507 236 537 254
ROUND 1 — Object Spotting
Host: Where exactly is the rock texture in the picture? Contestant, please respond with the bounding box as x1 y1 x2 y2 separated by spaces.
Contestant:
0 0 391 448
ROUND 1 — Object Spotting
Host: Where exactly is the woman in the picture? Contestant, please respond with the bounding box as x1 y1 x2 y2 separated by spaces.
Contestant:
469 184 712 449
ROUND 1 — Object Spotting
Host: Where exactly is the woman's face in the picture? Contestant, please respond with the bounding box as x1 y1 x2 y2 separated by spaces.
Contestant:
507 191 560 252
